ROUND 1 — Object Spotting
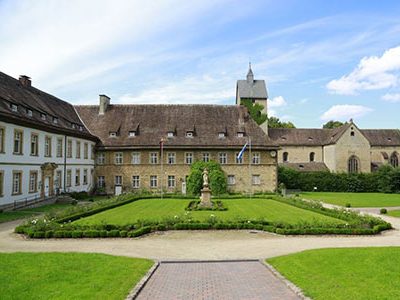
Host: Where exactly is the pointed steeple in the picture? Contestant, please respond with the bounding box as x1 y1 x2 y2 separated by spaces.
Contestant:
246 62 254 84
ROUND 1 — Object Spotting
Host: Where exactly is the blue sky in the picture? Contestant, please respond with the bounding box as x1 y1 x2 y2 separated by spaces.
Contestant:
1 0 400 128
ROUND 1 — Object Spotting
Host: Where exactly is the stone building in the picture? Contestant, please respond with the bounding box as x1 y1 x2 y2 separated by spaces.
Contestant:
268 121 400 173
0 72 98 207
75 101 278 195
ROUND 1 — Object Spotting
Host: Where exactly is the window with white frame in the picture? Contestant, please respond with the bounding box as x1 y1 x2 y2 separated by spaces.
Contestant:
186 131 194 138
185 152 193 164
168 175 175 188
27 109 32 117
12 171 22 194
29 171 38 193
56 170 62 188
167 152 176 164
13 129 23 154
11 103 18 112
115 175 122 185
75 169 80 186
115 152 123 165
167 131 174 138
97 176 105 188
252 174 261 185
150 175 158 188
41 113 46 120
219 152 227 164
30 134 38 156
235 152 243 164
202 152 210 162
66 170 72 187
218 132 226 138
76 141 81 158
150 152 158 164
84 143 88 159
83 169 88 185
132 175 140 188
252 153 260 164
128 131 136 137
131 152 141 164
237 132 244 137
227 175 235 185
56 138 63 157
45 136 52 157
67 140 72 158
97 153 105 165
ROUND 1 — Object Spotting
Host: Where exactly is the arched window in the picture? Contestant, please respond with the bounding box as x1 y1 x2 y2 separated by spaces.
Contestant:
348 155 360 173
309 152 315 162
390 152 399 168
283 152 288 162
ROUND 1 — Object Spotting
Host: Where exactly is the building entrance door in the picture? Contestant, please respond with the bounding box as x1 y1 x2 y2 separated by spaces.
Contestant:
44 176 50 197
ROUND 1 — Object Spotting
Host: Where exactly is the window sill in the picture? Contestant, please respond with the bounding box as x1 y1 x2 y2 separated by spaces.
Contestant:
12 192 22 196
13 153 23 156
30 154 39 157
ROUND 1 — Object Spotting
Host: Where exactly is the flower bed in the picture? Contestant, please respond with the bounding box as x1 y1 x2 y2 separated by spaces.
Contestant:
185 200 227 211
14 194 392 239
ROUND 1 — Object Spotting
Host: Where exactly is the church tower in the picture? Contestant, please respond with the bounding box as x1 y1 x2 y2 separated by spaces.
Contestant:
236 63 269 135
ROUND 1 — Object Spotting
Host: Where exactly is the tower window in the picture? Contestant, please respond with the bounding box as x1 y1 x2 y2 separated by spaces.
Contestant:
350 131 355 136
283 152 289 162
309 152 315 162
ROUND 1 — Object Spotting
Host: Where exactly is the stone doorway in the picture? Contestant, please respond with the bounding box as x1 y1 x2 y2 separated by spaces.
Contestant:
40 163 58 198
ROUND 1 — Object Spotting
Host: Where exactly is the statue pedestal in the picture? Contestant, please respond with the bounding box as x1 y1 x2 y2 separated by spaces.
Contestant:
200 187 212 208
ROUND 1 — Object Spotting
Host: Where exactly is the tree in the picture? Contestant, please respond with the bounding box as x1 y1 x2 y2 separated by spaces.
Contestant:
187 160 227 196
323 120 344 129
240 99 267 125
268 116 296 128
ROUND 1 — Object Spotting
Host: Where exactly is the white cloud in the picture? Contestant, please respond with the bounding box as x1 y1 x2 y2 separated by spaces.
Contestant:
118 74 233 105
327 46 400 95
382 93 400 103
269 96 287 107
320 105 373 121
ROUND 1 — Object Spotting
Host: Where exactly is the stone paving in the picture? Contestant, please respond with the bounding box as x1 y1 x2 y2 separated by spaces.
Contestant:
136 260 300 300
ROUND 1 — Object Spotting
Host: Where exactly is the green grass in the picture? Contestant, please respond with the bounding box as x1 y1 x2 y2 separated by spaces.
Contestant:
387 210 400 218
267 247 400 300
0 252 153 300
0 203 72 223
301 192 400 207
74 198 344 226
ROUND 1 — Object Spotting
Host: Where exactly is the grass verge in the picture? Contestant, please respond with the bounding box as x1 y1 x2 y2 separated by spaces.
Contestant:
0 203 72 223
267 247 400 300
0 252 153 300
301 192 400 207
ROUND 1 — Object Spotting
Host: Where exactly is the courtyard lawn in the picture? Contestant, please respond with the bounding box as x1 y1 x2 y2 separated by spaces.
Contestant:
301 192 400 207
387 210 400 218
0 203 72 223
0 252 153 300
74 198 344 226
267 247 400 300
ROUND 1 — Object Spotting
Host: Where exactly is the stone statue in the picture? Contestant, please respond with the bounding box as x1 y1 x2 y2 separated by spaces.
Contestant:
202 168 209 188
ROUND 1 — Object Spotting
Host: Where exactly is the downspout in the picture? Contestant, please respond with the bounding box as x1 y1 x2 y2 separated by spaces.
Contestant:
64 135 67 193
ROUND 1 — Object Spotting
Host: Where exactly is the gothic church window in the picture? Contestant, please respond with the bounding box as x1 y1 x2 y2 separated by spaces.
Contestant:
348 155 360 173
390 152 399 168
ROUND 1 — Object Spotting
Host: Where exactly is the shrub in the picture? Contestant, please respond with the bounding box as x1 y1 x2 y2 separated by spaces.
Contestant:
345 203 351 208
380 208 387 214
107 230 120 237
71 231 83 238
187 161 227 195
129 226 152 238
45 231 53 238
33 231 45 238
278 165 399 193
119 230 128 237
54 231 64 238
83 230 100 238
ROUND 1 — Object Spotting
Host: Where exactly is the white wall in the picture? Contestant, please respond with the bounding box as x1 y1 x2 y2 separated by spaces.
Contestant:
0 121 95 205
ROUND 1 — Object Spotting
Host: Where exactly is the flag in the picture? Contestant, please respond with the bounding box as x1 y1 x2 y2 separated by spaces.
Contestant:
237 142 248 160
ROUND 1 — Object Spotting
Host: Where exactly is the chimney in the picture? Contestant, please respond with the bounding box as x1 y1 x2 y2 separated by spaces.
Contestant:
99 94 110 115
19 75 31 87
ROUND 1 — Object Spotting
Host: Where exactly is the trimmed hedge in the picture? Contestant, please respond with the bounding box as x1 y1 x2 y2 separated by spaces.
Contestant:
278 165 400 193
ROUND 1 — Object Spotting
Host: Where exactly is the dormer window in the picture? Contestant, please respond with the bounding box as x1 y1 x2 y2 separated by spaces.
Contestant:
10 103 18 112
186 131 194 138
129 131 136 137
71 123 76 129
79 126 83 131
41 113 46 120
109 132 117 137
27 109 32 117
308 137 313 141
218 132 226 138
167 131 174 138
281 137 287 141
237 132 244 138
388 138 392 142
53 117 58 124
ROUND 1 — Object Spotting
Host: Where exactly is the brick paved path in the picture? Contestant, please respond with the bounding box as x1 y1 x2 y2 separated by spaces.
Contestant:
136 260 300 300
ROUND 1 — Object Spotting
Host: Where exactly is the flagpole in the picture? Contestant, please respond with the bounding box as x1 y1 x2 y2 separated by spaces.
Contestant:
160 138 164 199
249 136 252 198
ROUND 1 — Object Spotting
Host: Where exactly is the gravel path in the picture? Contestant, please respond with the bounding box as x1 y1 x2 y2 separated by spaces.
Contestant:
1 209 400 260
